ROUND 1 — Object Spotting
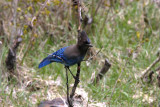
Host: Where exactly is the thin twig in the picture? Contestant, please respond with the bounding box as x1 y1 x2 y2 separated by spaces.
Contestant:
65 67 72 107
41 51 50 55
65 67 73 107
141 56 160 78
83 46 103 62
147 65 160 83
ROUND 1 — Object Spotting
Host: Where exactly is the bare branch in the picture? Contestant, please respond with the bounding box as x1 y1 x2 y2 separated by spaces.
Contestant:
70 63 81 99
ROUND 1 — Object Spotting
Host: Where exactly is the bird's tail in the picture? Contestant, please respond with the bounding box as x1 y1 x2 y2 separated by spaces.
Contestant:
38 56 52 68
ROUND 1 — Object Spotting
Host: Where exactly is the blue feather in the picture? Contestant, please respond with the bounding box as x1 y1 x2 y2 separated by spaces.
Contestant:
38 47 68 68
38 31 92 69
38 56 52 68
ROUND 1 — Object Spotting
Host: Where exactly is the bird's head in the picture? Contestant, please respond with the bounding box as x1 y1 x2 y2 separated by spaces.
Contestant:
77 31 93 49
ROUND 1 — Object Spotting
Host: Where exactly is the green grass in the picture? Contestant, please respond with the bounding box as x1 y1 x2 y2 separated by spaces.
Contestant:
0 0 160 107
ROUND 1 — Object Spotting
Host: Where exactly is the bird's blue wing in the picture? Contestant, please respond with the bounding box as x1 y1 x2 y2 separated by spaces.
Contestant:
38 46 68 68
38 55 53 68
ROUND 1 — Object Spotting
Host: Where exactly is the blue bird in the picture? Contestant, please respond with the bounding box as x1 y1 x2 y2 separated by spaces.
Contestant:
38 30 92 78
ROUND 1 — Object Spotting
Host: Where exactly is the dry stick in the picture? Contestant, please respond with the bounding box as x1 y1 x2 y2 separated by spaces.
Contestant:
70 63 81 99
141 56 160 79
65 67 73 107
147 65 160 83
92 58 111 84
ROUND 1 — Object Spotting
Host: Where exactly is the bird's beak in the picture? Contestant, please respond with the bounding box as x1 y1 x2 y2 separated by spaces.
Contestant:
86 44 93 47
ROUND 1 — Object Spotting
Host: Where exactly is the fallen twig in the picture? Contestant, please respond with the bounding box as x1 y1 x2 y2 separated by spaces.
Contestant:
141 56 160 79
143 65 160 83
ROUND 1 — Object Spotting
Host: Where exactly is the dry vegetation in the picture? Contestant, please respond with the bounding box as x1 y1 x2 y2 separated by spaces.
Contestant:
0 0 160 106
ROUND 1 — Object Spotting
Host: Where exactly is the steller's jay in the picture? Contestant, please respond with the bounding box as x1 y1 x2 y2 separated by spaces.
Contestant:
38 30 92 78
